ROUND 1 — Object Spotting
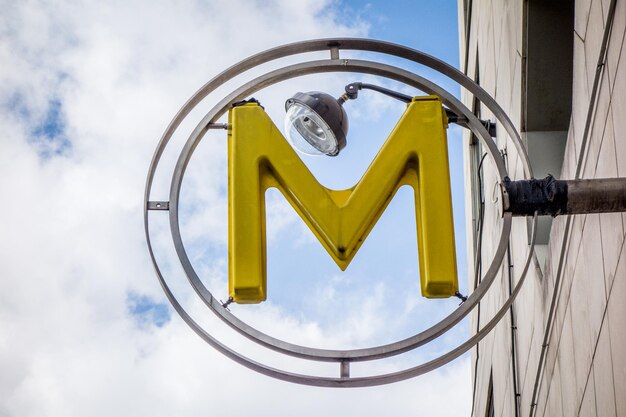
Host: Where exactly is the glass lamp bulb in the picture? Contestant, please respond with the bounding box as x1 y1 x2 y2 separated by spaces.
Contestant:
284 102 339 156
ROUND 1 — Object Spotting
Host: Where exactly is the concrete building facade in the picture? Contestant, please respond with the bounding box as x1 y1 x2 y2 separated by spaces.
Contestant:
458 0 626 416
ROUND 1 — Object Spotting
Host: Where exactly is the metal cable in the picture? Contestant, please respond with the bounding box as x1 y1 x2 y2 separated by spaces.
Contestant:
502 147 522 417
470 151 487 416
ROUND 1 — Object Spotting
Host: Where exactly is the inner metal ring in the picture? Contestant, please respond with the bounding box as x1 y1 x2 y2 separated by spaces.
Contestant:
169 59 510 361
144 38 537 386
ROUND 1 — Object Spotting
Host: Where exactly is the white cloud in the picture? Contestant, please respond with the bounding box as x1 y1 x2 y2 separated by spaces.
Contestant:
0 0 471 416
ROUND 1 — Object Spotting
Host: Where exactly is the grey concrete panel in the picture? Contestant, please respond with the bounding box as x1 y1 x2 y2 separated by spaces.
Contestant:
544 363 564 417
607 245 626 416
585 0 607 89
582 70 612 178
573 34 591 155
593 317 617 417
558 306 580 417
606 1 626 90
576 0 593 39
578 366 597 416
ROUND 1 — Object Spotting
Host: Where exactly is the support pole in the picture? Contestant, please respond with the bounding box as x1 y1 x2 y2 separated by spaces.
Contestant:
503 176 626 216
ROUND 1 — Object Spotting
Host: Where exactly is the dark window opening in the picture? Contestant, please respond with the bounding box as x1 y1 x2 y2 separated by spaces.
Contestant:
523 0 575 267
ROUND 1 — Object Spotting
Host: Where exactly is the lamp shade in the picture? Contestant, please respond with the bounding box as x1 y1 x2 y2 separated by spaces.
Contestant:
284 91 348 156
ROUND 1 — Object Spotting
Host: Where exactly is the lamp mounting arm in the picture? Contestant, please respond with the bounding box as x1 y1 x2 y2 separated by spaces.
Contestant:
341 81 497 137
342 82 413 103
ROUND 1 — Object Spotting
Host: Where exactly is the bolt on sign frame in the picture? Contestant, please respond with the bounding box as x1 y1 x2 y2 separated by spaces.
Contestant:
228 97 457 303
144 38 538 387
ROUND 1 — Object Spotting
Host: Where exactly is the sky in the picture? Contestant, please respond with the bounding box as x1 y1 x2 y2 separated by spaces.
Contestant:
0 1 472 416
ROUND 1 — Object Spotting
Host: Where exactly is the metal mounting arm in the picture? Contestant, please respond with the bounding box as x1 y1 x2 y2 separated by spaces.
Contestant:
341 81 497 137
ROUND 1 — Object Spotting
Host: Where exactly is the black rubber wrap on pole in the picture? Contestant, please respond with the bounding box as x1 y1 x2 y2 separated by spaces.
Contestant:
503 176 568 216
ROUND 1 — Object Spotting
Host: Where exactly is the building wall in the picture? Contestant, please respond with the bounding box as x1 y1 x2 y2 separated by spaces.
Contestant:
459 1 626 416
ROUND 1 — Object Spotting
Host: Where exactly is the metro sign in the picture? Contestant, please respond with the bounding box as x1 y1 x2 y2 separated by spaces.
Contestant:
228 96 458 303
146 38 536 385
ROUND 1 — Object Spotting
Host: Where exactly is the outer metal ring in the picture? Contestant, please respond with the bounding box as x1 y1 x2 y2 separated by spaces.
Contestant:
144 38 537 387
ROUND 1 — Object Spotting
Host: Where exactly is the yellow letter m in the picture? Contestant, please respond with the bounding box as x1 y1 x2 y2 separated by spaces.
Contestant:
228 96 457 304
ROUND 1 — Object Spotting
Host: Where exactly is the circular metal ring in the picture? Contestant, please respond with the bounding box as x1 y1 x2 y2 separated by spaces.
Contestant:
144 38 537 386
169 59 510 361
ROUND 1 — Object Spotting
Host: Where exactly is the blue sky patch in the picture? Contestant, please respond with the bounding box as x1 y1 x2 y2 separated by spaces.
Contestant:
5 93 73 158
31 98 72 158
34 99 64 137
127 292 171 328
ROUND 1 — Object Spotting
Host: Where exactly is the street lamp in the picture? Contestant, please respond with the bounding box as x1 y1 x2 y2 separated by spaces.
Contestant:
284 91 348 156
285 82 497 156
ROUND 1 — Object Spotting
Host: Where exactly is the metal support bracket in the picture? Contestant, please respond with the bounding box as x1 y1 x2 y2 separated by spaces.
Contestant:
502 175 626 216
147 201 169 210
340 361 350 378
